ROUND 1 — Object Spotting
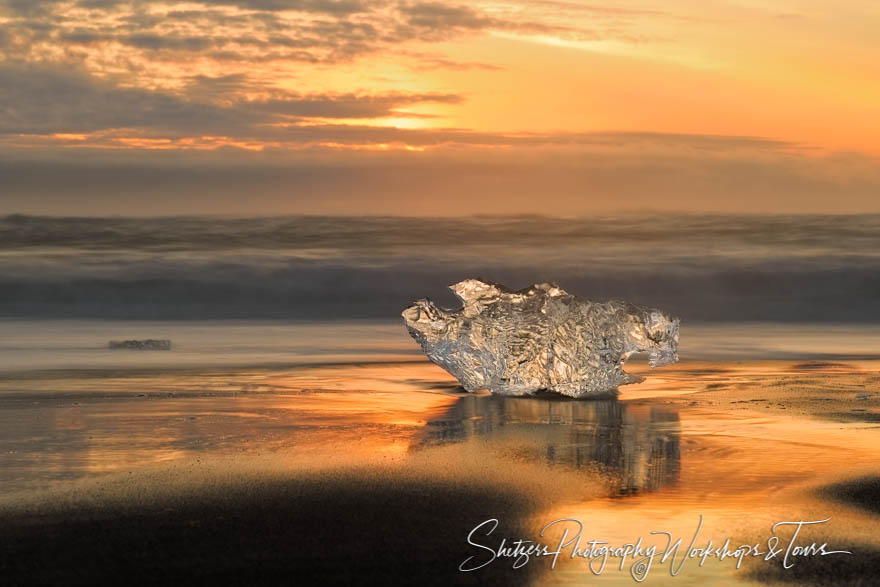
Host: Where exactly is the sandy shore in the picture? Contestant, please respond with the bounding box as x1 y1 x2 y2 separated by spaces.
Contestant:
1 359 879 585
0 463 543 585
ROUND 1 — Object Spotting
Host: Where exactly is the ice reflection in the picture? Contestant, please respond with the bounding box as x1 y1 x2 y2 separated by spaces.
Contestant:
419 395 680 494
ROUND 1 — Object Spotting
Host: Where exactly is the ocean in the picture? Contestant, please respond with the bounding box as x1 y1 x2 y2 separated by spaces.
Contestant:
2 213 879 322
2 213 880 374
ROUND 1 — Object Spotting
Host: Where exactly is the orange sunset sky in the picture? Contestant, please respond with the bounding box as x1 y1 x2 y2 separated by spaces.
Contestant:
0 0 878 214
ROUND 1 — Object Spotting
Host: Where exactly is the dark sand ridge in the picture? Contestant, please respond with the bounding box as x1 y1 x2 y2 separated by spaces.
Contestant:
0 442 608 586
737 476 880 586
0 464 536 585
824 476 880 517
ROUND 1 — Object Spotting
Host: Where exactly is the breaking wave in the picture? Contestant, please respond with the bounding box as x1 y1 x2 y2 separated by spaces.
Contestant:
2 214 879 321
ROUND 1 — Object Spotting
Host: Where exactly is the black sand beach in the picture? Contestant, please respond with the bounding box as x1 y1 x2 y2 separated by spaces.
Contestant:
0 467 540 586
1 358 879 585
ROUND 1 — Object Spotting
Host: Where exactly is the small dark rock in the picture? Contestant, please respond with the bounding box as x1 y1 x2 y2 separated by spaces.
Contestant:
109 339 171 350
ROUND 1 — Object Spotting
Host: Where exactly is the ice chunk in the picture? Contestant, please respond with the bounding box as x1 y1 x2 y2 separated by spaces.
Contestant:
108 339 171 350
402 279 679 397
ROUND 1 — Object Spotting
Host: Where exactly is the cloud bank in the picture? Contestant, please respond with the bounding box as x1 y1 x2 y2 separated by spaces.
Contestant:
1 0 878 214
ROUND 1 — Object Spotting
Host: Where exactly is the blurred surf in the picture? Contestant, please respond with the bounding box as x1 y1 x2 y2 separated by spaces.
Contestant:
2 214 879 321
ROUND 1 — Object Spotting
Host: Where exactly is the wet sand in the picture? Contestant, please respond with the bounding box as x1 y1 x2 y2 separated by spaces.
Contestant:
0 465 541 586
0 360 879 585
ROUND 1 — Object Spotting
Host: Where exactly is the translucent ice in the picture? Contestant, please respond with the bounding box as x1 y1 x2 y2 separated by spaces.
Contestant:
402 279 679 397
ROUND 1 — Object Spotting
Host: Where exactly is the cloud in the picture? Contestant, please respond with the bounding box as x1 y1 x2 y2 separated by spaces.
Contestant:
244 91 463 118
0 63 257 135
0 59 810 158
122 33 218 52
398 2 495 35
0 0 628 69
184 73 252 98
0 0 65 17
0 62 465 136
202 0 371 13
2 0 370 15
403 53 504 71
2 142 880 216
2 0 503 66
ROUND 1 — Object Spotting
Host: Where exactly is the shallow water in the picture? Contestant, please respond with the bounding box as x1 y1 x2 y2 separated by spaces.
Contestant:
3 319 880 375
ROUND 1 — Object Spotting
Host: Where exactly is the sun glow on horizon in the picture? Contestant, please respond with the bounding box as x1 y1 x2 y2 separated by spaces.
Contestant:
2 0 880 213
